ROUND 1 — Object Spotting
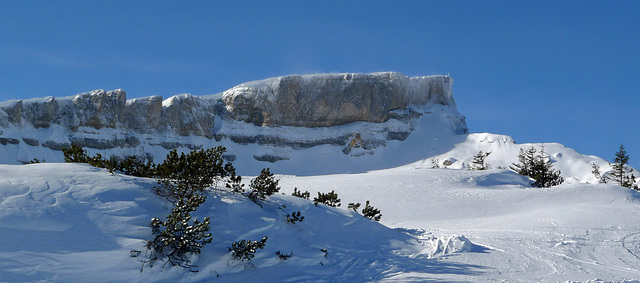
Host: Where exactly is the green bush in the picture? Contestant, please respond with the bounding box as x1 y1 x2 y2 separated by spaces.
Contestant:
313 190 341 207
155 147 235 201
292 187 310 199
140 193 212 271
361 200 382 221
247 168 280 204
228 237 268 261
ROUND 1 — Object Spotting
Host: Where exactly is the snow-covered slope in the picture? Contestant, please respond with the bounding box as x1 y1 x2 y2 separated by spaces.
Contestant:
278 167 640 282
0 163 472 282
2 162 640 282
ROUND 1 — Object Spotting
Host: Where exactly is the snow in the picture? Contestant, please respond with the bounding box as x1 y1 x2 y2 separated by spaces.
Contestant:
1 156 640 281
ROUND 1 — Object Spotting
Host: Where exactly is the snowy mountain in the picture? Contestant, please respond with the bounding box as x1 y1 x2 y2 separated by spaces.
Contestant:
1 72 640 282
0 72 466 172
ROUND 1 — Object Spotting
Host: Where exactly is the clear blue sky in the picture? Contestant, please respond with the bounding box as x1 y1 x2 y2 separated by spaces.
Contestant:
1 1 638 168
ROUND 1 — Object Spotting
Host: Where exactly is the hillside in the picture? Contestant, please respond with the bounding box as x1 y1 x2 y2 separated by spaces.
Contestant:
1 162 640 282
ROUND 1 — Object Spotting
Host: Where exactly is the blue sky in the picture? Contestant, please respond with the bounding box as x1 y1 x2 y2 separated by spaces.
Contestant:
1 1 638 167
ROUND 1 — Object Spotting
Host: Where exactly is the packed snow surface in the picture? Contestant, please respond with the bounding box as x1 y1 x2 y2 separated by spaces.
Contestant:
1 162 640 282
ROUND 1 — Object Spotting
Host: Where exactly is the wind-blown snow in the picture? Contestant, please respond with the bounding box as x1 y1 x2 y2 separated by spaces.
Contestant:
1 160 640 281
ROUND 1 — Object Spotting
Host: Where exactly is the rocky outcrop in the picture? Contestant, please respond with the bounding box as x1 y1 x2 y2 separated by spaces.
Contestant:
222 72 455 127
0 90 218 137
0 72 467 161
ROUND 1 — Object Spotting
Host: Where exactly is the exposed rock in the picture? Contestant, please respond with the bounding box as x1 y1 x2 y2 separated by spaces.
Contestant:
253 154 290 163
22 137 40 146
21 97 58 128
125 96 163 132
222 72 455 127
42 140 72 150
0 137 20 145
0 100 23 125
159 94 216 138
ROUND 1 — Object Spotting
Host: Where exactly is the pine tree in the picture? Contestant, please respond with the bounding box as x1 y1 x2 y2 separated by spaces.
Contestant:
510 146 537 177
469 150 491 170
154 147 235 201
292 187 310 199
141 192 212 270
511 145 564 188
361 200 382 221
607 144 635 188
313 190 341 207
247 168 280 203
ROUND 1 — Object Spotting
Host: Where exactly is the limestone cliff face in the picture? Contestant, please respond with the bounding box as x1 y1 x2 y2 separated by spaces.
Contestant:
0 90 217 137
222 72 455 127
0 72 467 164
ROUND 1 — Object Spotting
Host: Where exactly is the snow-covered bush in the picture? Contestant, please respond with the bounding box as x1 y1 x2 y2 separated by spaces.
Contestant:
286 211 305 224
275 251 293 260
228 237 268 261
248 168 280 203
138 193 212 271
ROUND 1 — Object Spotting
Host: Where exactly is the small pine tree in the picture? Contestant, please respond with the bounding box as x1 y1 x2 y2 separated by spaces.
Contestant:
348 202 361 212
286 211 305 224
62 143 90 163
275 251 293 260
140 192 212 270
511 145 564 188
510 146 537 177
225 173 245 193
228 237 268 261
247 168 280 203
361 200 382 221
469 150 491 170
155 147 234 201
292 187 310 199
313 190 341 207
431 158 440 168
606 144 635 188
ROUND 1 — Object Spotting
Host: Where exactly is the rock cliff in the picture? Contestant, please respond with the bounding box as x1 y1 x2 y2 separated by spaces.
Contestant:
0 72 467 166
222 72 455 127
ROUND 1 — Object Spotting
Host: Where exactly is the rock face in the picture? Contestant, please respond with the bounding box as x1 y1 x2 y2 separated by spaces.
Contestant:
222 72 455 127
0 90 217 137
0 72 467 164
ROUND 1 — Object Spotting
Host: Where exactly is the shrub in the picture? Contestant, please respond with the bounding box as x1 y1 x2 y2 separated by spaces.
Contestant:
292 187 310 199
247 168 280 203
511 145 564 188
469 150 491 170
313 190 341 207
62 143 90 163
606 144 636 188
348 202 361 212
361 200 382 221
135 147 235 272
225 173 245 193
138 193 212 271
275 251 293 260
286 211 305 224
155 147 235 201
228 237 268 261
